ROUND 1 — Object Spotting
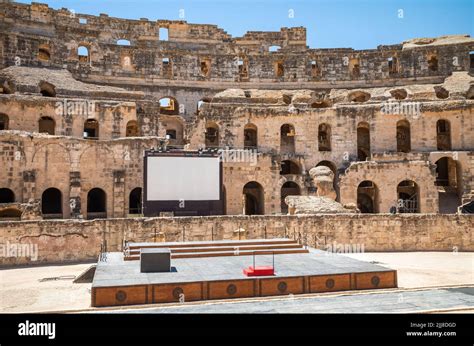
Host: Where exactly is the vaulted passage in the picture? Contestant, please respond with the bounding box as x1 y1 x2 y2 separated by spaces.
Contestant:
396 120 411 153
0 188 15 203
280 124 295 154
0 207 21 220
41 188 62 219
129 187 142 215
435 157 462 214
357 181 378 213
205 122 219 147
0 113 8 130
38 116 55 135
78 46 89 63
281 181 300 214
243 182 264 215
428 55 438 71
397 180 419 213
84 119 99 139
357 122 370 161
318 123 331 151
87 188 107 219
126 120 139 137
244 123 257 148
159 97 179 115
436 119 451 150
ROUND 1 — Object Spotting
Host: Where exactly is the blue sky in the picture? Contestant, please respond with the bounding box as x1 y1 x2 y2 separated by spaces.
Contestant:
16 0 474 49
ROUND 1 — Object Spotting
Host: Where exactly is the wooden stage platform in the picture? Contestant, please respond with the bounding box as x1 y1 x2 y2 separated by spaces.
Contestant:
91 239 397 307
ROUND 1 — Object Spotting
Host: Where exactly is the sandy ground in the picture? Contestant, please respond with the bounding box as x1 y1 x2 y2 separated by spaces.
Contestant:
0 263 93 313
0 252 472 313
342 252 473 288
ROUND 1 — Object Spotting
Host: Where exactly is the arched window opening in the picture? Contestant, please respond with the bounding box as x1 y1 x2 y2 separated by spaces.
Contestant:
166 129 177 140
396 120 411 153
84 119 99 140
435 157 462 214
436 119 451 150
318 123 331 151
357 181 378 213
161 57 172 78
38 116 55 135
243 182 264 215
159 27 169 41
388 56 398 75
281 181 300 214
0 113 9 130
117 39 131 46
397 180 419 213
238 57 249 80
428 54 438 72
159 97 179 115
129 187 142 215
38 45 50 61
205 122 219 148
311 60 321 79
87 188 106 219
0 188 15 203
280 124 295 154
275 61 284 77
41 188 62 219
244 123 257 148
357 122 370 161
349 57 360 78
435 157 459 187
126 120 139 137
200 59 211 77
78 46 89 63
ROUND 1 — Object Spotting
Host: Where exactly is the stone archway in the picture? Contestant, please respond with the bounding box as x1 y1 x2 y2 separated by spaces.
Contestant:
243 181 264 215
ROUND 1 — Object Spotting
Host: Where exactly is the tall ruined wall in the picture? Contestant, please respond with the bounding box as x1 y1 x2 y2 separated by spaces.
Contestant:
0 132 162 218
1 2 473 120
0 214 472 265
0 95 143 139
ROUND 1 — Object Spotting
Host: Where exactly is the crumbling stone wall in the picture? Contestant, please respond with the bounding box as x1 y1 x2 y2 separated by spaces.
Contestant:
0 213 471 265
0 132 161 218
2 2 474 120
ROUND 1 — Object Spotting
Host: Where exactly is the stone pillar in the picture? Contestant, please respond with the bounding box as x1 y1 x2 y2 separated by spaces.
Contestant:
69 171 82 218
113 170 126 218
22 170 36 203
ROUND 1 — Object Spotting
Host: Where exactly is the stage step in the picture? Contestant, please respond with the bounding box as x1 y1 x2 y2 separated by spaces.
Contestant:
124 247 309 261
126 238 297 251
126 243 303 256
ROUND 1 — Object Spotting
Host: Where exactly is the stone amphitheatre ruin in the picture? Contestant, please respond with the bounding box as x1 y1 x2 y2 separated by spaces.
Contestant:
0 2 473 266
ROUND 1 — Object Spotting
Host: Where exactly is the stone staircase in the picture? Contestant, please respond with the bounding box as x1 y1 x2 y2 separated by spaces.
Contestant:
123 238 308 261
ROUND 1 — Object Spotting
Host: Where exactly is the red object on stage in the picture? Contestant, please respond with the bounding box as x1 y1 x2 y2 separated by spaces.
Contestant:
243 265 274 276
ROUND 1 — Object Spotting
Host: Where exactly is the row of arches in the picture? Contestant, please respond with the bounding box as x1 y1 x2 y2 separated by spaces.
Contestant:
204 119 453 155
0 187 143 219
357 180 420 213
0 114 139 139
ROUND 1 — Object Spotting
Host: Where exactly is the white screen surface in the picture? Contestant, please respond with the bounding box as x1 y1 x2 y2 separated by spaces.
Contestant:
147 156 220 201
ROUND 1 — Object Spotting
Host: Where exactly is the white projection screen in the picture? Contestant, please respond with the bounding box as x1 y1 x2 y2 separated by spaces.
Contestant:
147 156 220 201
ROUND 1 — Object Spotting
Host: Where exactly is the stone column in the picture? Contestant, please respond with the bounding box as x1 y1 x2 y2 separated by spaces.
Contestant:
69 171 82 218
113 170 126 218
22 170 36 203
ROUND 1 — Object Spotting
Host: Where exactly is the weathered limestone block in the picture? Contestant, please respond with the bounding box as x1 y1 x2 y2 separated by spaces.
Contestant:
0 201 42 221
309 166 336 200
284 196 358 215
